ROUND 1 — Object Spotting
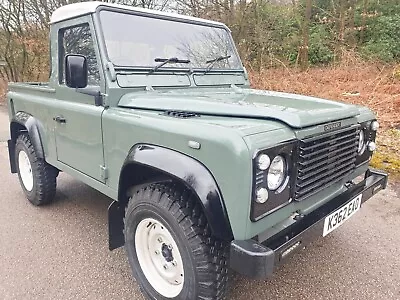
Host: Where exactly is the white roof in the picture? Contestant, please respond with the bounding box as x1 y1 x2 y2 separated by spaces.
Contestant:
50 1 226 27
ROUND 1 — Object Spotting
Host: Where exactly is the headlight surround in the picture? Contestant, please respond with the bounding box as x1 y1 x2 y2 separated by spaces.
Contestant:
251 141 295 221
267 155 287 190
355 120 377 166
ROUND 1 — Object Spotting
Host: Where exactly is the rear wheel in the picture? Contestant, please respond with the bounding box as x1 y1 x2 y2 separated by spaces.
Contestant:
15 134 57 205
124 183 229 299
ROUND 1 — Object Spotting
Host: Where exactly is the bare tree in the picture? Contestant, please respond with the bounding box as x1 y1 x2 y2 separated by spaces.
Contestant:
0 0 173 82
298 0 312 70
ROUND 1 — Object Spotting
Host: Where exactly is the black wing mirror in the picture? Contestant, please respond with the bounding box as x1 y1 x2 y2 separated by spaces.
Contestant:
65 54 88 88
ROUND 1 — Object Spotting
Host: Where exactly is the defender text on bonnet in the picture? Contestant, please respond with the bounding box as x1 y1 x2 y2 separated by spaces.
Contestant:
7 2 388 299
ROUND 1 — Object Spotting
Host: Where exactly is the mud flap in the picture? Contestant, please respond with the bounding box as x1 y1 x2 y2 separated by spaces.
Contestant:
108 200 125 250
8 139 17 173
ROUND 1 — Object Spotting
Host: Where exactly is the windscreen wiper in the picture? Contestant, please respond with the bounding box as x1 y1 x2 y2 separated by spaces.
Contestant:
204 55 231 74
148 57 190 74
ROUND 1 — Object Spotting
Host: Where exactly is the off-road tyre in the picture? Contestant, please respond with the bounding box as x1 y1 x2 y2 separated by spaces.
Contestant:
15 133 57 206
124 183 229 300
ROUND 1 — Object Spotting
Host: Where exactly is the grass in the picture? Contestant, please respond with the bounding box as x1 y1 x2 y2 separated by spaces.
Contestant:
371 129 400 178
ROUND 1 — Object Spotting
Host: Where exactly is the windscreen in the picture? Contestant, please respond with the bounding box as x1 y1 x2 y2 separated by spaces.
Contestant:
99 10 242 70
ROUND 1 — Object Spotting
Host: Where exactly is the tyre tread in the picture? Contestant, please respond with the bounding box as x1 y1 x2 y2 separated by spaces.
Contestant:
16 134 57 205
126 182 229 300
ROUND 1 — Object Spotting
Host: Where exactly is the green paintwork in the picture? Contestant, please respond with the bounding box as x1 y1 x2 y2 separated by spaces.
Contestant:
7 9 377 240
117 87 361 128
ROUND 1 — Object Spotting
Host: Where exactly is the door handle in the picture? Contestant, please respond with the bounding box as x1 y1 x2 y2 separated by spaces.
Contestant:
53 116 66 124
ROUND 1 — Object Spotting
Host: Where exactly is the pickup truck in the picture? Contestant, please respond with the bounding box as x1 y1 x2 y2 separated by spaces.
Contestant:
7 2 388 299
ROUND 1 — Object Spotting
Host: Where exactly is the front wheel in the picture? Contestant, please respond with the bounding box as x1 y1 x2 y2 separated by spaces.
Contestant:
124 183 229 300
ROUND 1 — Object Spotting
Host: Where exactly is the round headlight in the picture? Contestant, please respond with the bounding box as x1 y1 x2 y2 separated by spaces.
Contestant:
257 154 271 170
371 121 379 131
267 155 287 190
256 188 269 204
368 141 376 152
358 130 366 155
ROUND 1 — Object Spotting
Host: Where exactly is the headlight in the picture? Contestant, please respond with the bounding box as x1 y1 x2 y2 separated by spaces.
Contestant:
368 141 376 152
267 155 287 190
358 130 366 155
370 121 379 131
356 121 377 166
257 154 270 170
255 187 269 204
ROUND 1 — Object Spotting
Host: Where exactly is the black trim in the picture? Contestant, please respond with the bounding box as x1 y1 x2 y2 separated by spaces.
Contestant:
128 144 233 239
230 169 388 279
295 125 359 202
108 144 233 250
163 110 200 119
356 120 376 167
108 200 125 251
230 240 274 278
251 140 297 221
10 112 45 160
8 139 16 173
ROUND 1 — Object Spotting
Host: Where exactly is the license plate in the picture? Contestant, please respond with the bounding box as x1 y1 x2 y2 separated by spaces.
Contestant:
322 194 362 237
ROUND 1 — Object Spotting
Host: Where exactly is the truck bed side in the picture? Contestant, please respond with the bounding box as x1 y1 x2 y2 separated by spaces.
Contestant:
7 82 57 168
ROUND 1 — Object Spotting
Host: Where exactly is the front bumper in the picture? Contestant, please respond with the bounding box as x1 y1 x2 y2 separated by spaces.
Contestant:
229 169 388 279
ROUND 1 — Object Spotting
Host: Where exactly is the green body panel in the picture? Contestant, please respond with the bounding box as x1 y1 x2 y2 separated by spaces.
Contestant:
6 9 378 240
101 108 252 238
117 87 360 128
52 97 104 181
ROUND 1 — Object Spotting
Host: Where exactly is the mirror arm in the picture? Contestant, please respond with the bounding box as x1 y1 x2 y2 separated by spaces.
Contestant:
76 87 103 107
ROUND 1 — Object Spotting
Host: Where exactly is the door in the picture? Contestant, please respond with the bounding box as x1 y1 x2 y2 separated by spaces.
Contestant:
54 22 105 182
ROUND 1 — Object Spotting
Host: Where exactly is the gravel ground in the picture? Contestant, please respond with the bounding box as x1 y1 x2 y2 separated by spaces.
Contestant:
0 107 399 299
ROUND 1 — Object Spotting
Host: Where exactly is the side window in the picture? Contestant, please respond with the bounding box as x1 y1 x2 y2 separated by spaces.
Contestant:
59 24 100 86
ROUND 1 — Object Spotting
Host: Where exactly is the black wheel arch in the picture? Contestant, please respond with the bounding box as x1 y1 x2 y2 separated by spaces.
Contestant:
108 144 234 250
9 112 45 173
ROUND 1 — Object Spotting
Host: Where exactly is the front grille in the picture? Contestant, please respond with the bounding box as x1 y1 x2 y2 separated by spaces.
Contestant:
295 125 359 201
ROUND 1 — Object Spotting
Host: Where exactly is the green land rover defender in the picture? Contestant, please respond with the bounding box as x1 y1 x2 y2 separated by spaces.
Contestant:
7 2 388 299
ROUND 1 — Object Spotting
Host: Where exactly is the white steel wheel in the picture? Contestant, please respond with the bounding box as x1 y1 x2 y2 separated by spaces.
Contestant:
135 217 185 298
18 150 34 192
14 134 57 206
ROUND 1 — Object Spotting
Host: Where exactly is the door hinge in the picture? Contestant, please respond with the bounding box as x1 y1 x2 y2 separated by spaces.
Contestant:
100 165 108 181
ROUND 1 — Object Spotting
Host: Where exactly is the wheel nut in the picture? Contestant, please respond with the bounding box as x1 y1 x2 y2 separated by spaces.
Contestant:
172 261 177 266
167 244 173 250
163 264 168 270
157 237 163 243
155 250 160 255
